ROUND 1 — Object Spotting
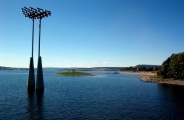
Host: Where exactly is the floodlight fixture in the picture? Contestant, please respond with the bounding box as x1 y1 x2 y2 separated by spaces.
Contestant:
30 7 37 11
23 8 38 19
37 7 43 11
24 7 31 13
21 8 26 14
22 7 43 19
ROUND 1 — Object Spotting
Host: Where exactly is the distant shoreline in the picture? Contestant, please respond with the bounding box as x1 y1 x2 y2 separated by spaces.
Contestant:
119 71 184 86
57 74 98 76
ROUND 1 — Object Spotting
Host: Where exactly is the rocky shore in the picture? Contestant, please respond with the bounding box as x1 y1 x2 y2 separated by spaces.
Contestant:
119 71 184 86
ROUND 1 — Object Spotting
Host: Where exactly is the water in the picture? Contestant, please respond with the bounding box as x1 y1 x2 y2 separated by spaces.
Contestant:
0 70 184 119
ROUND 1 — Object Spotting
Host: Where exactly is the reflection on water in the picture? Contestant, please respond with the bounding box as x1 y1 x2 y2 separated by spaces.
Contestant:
157 84 184 119
158 83 184 98
27 90 44 119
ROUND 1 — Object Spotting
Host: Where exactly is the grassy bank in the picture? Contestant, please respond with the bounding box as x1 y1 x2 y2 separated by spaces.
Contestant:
57 71 94 76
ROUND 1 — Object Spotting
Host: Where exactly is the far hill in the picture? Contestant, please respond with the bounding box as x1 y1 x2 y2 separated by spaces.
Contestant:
135 64 160 68
0 66 28 70
121 64 160 71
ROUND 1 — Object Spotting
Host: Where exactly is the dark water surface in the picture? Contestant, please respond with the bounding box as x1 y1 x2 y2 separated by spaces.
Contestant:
0 70 184 119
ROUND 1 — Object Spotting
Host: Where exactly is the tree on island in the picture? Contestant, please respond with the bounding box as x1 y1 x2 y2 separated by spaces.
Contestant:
58 70 95 76
157 52 184 80
67 69 75 72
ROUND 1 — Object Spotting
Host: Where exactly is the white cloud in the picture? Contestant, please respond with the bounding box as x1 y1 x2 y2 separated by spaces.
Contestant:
93 62 97 64
103 62 108 64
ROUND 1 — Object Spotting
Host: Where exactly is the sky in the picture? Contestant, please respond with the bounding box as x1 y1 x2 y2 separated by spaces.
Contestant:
0 0 184 68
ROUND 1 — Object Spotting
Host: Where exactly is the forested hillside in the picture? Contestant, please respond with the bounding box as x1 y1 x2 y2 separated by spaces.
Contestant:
157 52 184 79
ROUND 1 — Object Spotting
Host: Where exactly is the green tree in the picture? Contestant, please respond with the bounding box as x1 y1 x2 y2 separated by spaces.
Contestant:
158 52 184 80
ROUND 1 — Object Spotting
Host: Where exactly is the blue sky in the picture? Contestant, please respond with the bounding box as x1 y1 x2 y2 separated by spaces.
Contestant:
0 0 184 68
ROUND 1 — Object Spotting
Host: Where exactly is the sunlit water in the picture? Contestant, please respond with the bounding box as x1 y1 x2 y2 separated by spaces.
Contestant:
0 70 184 119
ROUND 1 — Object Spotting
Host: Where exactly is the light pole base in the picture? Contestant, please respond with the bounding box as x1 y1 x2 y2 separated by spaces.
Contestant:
36 56 44 90
27 57 35 90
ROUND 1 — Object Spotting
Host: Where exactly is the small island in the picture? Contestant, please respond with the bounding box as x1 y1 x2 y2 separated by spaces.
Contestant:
57 69 96 76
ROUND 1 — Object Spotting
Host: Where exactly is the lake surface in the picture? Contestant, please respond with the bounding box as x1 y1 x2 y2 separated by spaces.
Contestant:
0 70 184 119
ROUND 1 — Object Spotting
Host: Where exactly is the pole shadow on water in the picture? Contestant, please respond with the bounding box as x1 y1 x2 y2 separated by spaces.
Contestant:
27 89 44 120
36 90 44 120
27 89 36 119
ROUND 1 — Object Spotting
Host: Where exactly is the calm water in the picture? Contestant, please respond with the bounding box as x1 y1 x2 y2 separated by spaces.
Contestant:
0 70 184 120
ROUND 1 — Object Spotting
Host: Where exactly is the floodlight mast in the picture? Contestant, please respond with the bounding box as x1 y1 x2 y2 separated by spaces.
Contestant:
21 7 36 90
38 18 41 57
21 7 36 58
32 19 34 57
35 7 51 90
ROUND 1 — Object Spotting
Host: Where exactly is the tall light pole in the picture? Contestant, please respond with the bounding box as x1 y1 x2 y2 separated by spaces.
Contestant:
21 7 51 90
21 7 37 90
35 8 51 91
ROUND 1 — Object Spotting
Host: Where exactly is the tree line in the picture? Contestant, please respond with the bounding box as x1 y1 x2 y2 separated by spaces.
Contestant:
120 66 160 71
157 52 184 79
